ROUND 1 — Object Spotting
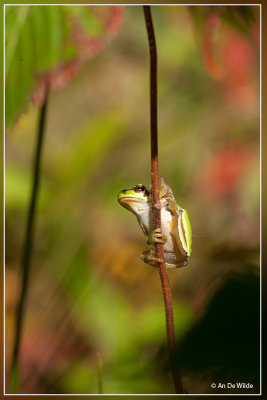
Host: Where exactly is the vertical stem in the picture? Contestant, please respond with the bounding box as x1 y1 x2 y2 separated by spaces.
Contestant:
9 84 49 392
97 354 104 394
143 6 184 394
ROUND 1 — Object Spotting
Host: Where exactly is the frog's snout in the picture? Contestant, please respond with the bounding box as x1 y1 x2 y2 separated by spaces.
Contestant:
117 190 126 202
118 190 126 196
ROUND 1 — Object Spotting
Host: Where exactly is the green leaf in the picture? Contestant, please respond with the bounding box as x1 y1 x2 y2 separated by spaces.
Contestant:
68 6 104 36
5 5 75 127
5 5 123 128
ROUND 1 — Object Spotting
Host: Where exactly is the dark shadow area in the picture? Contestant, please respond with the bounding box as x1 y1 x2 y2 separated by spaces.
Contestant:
174 266 260 394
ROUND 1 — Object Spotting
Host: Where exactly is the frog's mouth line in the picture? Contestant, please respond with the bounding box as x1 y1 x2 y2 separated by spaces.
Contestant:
118 196 149 212
118 196 147 203
118 196 147 211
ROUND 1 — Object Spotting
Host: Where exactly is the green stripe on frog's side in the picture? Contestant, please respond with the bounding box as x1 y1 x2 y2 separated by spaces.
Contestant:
177 207 192 256
118 178 192 269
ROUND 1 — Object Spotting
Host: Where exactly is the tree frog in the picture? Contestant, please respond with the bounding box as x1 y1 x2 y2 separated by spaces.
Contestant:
118 178 192 268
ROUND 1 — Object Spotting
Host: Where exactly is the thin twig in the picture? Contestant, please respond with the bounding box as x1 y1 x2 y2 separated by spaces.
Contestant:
10 83 50 392
143 6 184 394
97 354 104 394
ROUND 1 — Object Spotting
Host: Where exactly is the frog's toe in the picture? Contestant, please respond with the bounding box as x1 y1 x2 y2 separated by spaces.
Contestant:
141 250 164 266
153 234 167 244
150 228 167 244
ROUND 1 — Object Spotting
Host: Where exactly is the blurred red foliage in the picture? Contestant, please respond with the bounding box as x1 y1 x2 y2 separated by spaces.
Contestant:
71 6 124 60
32 60 80 105
201 12 222 80
219 30 258 108
199 146 254 199
198 7 259 109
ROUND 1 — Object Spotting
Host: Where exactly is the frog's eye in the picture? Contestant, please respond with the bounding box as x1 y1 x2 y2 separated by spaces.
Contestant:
132 184 150 197
133 184 147 193
133 184 146 193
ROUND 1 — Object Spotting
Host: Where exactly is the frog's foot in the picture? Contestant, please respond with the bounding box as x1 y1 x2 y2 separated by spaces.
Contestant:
146 228 167 245
141 250 164 267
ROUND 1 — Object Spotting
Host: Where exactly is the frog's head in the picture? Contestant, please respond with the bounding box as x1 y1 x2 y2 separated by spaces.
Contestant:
118 184 150 215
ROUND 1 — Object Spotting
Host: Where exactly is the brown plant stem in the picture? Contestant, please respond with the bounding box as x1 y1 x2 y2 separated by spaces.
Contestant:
143 6 184 394
10 84 50 391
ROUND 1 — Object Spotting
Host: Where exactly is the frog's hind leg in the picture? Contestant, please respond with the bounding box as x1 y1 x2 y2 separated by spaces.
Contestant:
165 261 188 269
141 250 188 269
165 197 188 257
141 249 163 267
164 252 188 269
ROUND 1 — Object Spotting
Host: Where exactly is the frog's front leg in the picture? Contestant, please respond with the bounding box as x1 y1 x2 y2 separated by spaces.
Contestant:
145 228 167 245
141 249 164 267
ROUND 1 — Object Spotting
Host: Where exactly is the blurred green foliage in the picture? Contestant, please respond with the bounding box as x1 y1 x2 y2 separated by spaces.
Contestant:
5 5 105 127
5 5 260 394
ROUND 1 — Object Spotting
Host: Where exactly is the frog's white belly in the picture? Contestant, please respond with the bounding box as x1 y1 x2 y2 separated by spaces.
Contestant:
161 206 176 254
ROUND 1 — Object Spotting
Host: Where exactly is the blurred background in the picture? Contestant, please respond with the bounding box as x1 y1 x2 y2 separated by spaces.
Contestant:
5 5 260 394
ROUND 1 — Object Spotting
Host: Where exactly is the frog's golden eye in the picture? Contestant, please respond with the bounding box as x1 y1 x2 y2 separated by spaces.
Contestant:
132 184 150 197
133 184 145 193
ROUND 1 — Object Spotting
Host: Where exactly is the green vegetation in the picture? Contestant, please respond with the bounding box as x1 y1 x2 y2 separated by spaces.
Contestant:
5 5 260 395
